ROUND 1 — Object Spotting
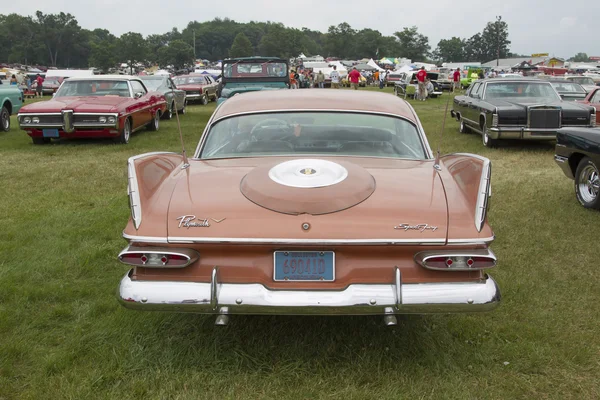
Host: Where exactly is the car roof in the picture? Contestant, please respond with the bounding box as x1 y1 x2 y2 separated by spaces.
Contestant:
65 75 141 82
223 56 286 62
212 90 418 122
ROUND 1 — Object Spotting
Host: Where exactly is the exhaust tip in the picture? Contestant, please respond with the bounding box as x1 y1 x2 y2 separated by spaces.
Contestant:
215 314 230 326
383 314 397 326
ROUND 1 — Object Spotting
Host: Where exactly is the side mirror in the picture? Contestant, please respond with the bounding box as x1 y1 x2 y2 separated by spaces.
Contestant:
134 92 144 99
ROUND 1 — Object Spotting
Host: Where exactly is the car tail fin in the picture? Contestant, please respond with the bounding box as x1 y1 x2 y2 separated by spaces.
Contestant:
170 83 189 169
434 93 453 170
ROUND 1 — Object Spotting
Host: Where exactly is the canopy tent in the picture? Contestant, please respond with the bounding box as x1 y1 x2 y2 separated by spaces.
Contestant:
379 58 394 65
394 65 413 73
353 63 376 71
367 58 384 71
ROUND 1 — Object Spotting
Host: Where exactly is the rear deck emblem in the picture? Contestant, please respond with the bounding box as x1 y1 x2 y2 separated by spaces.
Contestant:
394 223 438 232
177 215 210 228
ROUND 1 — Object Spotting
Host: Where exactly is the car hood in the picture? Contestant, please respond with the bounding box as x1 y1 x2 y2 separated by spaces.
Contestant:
19 96 131 113
166 157 448 242
221 83 287 98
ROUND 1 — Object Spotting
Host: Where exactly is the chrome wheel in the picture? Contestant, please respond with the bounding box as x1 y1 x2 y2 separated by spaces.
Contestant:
167 102 174 119
0 106 9 132
482 126 496 148
576 160 600 206
459 119 469 133
148 111 160 131
117 119 131 144
201 94 208 105
181 100 187 114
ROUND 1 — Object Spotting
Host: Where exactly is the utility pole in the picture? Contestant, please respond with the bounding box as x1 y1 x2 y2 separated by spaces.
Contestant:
496 16 501 67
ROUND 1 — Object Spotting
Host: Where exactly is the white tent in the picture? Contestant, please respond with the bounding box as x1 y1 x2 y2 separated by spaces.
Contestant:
380 58 394 65
395 65 413 73
367 58 384 71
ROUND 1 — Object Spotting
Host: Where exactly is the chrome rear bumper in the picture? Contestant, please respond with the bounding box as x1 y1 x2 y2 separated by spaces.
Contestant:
118 268 500 315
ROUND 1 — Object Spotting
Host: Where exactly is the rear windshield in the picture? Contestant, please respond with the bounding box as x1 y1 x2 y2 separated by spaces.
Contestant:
200 112 426 160
485 81 560 102
550 82 586 93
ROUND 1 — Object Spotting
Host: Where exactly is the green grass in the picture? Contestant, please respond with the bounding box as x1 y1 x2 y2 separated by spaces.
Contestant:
1 90 599 400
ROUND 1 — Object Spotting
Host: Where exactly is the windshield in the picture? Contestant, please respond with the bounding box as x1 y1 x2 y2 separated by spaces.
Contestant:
566 77 595 85
200 112 426 160
484 82 560 102
550 82 586 93
140 78 163 91
55 80 130 97
173 76 205 85
223 62 288 78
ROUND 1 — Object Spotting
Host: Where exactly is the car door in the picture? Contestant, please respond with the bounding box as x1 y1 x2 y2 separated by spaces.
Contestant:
586 88 600 124
168 78 184 110
129 80 151 128
205 76 216 99
456 83 477 125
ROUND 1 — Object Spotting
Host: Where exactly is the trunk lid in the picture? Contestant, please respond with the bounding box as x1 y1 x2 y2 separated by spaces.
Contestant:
166 157 448 243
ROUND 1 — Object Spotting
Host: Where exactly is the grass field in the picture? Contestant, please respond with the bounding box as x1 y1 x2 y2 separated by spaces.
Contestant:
1 89 599 400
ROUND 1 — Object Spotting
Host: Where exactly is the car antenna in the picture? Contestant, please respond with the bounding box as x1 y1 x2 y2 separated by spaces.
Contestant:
170 79 190 169
434 94 452 170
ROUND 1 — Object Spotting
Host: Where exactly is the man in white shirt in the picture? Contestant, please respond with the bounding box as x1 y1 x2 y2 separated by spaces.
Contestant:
330 66 340 89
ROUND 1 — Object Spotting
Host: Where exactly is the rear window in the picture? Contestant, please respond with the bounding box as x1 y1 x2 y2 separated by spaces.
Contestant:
200 112 426 160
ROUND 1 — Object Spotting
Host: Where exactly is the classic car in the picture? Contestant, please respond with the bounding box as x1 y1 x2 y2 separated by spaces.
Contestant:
450 78 596 147
33 76 61 95
0 84 23 131
172 74 218 105
436 73 453 91
555 127 600 209
385 72 404 87
17 75 167 144
393 72 443 98
460 73 478 89
576 87 600 125
117 90 500 325
563 75 597 93
218 56 289 104
547 80 587 101
139 75 187 119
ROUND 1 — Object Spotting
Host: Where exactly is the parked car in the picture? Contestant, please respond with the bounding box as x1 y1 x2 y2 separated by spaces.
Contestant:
555 127 600 209
436 73 453 91
451 78 596 147
117 90 500 324
218 57 289 104
139 75 187 119
172 74 218 105
547 80 588 101
576 87 600 125
17 75 167 144
33 76 61 95
385 71 404 87
393 71 443 98
0 84 24 131
563 75 597 93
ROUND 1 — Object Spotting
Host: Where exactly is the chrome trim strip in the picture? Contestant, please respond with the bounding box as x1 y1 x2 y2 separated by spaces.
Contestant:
193 108 433 160
17 112 62 117
414 248 497 271
118 270 501 314
19 124 63 128
475 158 491 232
71 112 119 117
123 232 168 243
394 267 402 308
167 237 447 245
554 155 568 163
447 236 495 245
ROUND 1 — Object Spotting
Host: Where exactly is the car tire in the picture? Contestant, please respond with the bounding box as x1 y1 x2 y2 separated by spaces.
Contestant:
459 119 470 134
394 87 398 96
148 111 160 131
116 118 131 144
1 106 10 132
165 102 175 120
181 100 187 115
482 126 497 148
574 157 600 209
201 94 208 105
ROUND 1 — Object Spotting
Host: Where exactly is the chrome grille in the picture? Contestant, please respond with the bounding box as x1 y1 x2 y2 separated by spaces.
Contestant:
37 115 63 124
529 108 560 129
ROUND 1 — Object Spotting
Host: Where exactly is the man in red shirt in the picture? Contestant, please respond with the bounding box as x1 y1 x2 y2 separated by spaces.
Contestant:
35 74 44 98
416 66 427 101
348 67 361 90
453 68 461 92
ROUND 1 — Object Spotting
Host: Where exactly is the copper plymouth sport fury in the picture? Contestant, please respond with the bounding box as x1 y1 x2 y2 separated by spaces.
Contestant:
118 90 499 325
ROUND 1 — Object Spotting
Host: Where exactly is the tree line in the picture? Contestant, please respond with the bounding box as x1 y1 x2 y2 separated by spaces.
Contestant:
2 11 562 71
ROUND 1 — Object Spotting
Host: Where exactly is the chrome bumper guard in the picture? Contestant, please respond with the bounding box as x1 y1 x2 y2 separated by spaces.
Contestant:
118 267 500 315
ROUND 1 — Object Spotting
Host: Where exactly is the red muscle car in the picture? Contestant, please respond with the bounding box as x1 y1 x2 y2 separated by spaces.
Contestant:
577 87 600 125
18 75 167 144
172 74 218 104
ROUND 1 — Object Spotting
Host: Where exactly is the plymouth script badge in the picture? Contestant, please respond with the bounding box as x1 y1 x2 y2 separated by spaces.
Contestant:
394 223 438 232
177 215 226 228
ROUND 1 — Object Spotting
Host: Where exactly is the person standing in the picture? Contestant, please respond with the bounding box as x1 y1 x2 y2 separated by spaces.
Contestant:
26 76 32 92
379 70 386 89
316 70 325 88
348 67 360 90
35 74 44 98
416 67 427 101
330 66 340 89
289 70 297 89
10 74 18 85
453 68 461 92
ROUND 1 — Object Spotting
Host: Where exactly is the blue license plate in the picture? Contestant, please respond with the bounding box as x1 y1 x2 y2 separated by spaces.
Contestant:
42 129 59 138
274 251 335 281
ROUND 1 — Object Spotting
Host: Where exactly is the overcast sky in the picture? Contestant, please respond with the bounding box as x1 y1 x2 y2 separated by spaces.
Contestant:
5 0 600 60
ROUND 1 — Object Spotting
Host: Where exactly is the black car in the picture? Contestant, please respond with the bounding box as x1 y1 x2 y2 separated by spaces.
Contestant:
555 127 600 209
139 75 187 119
547 80 587 102
450 78 596 147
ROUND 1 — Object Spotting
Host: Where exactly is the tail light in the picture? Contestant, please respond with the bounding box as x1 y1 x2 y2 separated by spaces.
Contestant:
415 249 496 271
118 246 199 268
